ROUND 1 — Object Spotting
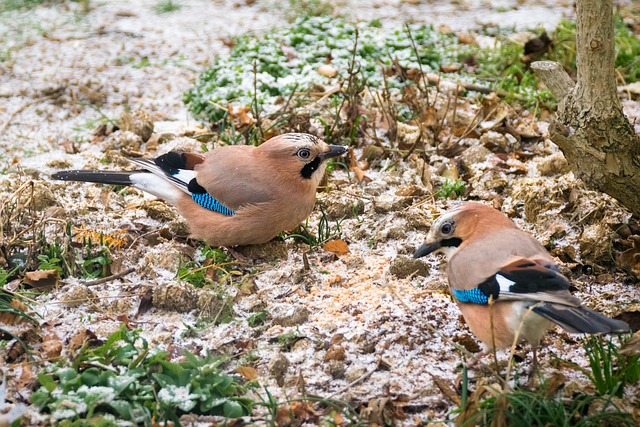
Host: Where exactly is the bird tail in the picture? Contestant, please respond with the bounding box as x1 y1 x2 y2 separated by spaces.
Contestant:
52 168 184 204
51 170 145 186
533 303 630 334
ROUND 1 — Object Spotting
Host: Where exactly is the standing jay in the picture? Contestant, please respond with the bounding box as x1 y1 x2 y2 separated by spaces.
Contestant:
413 202 630 361
52 133 346 247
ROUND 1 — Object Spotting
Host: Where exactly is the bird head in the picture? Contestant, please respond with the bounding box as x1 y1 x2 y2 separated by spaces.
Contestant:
413 202 514 261
259 133 347 187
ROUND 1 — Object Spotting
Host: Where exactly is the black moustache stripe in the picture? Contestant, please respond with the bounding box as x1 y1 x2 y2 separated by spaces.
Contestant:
300 156 321 179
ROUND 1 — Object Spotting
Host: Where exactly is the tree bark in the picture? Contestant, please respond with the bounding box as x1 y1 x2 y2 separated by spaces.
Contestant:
531 0 640 216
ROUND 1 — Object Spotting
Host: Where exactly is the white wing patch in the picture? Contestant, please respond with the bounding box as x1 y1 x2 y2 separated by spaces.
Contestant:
130 174 181 204
495 274 516 292
171 169 196 185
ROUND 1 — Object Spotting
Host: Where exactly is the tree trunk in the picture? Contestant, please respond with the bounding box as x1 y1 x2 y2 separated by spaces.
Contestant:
531 0 640 216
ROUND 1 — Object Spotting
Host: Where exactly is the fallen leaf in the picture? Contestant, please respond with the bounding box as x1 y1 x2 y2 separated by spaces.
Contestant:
116 314 137 329
227 105 255 129
0 298 31 326
348 147 372 183
236 366 257 381
318 64 338 78
323 344 346 362
41 329 63 360
23 269 59 291
542 372 566 398
275 401 318 426
617 235 640 276
323 239 349 256
136 287 153 317
440 64 460 73
67 328 97 353
457 32 478 45
430 373 462 405
619 333 640 356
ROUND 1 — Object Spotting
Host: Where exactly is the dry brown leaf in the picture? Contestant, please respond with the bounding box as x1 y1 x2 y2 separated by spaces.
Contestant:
14 361 37 390
542 372 567 398
348 146 372 183
362 397 407 425
0 298 31 326
236 366 257 381
227 105 255 129
275 401 318 425
318 64 338 78
457 32 478 45
323 239 349 256
116 314 137 329
23 269 59 291
323 344 346 362
617 235 640 276
67 328 97 353
430 373 462 406
620 333 640 356
42 335 63 360
440 64 460 73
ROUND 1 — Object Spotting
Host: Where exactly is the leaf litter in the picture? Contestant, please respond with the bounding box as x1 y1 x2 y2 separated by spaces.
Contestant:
1 0 639 425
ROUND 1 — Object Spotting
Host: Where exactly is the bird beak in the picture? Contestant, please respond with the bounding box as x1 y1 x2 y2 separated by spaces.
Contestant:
413 241 441 258
319 145 347 160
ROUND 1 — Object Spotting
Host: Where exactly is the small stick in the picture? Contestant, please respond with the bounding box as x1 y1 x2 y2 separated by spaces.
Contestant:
83 267 136 287
326 362 378 399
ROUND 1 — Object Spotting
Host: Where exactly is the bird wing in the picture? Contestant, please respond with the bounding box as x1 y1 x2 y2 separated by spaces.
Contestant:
445 226 574 307
192 146 276 211
128 153 237 216
474 257 579 306
128 157 197 195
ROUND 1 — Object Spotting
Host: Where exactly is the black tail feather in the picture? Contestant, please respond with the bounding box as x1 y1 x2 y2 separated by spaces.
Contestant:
533 303 630 334
51 170 146 186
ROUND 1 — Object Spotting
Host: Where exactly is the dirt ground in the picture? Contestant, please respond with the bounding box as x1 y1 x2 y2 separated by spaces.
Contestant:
1 0 639 425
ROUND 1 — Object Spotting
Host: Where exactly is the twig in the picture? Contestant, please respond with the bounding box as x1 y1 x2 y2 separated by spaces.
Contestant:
405 24 431 106
82 267 136 287
252 60 264 141
326 361 378 399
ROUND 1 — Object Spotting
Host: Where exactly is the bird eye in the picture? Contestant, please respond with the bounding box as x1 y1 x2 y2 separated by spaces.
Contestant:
297 148 311 159
441 223 453 234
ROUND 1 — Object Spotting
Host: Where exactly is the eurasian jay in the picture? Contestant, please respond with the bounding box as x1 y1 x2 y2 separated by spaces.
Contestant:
52 133 346 247
413 202 630 360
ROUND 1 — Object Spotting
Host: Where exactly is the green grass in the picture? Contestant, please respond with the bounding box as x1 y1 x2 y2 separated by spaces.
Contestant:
155 0 181 14
285 206 343 249
31 326 253 425
568 334 640 397
437 178 466 199
466 386 634 427
0 0 47 12
34 230 112 279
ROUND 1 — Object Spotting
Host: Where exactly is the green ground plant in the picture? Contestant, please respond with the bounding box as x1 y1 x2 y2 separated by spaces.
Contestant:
177 246 238 288
286 206 343 249
32 326 253 425
436 178 466 199
460 334 638 426
569 334 640 397
155 0 181 14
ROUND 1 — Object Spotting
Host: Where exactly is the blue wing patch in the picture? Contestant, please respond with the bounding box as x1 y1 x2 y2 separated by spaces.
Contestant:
452 288 490 304
192 193 235 216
